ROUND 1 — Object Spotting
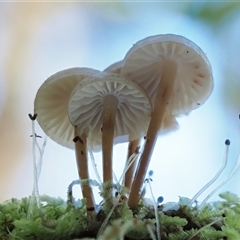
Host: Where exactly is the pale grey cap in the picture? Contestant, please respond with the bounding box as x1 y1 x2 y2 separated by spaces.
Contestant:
104 58 179 134
34 67 101 149
68 71 152 151
121 34 213 116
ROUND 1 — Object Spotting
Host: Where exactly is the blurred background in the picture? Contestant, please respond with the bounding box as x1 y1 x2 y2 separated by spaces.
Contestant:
0 2 240 205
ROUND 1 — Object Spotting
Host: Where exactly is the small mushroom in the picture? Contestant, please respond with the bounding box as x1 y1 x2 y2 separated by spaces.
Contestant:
34 68 101 149
104 60 179 191
68 71 152 184
121 34 213 208
34 67 101 214
104 60 142 190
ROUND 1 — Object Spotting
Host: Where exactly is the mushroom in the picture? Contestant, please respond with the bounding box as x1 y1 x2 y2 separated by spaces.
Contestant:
34 67 101 214
104 60 179 191
68 71 152 184
104 60 142 190
121 34 213 208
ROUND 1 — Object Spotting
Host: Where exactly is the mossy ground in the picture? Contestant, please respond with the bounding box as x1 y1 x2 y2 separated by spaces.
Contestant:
1 189 240 240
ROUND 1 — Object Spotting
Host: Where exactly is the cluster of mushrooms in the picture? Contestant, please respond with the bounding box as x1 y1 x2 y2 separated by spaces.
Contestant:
34 34 213 215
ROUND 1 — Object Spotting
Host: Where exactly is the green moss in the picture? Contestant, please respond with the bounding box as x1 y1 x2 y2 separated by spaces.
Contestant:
1 190 240 239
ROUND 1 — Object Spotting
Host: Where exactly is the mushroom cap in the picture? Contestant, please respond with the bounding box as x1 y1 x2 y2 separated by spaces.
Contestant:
34 67 102 149
121 34 213 116
68 72 152 150
104 60 123 74
104 60 179 134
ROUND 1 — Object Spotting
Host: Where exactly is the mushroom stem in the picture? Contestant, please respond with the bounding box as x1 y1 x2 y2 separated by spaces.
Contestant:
128 60 178 209
74 128 95 215
102 95 119 183
124 138 141 191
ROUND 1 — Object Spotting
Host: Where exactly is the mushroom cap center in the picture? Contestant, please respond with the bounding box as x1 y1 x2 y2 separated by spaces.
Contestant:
102 94 119 112
68 73 152 151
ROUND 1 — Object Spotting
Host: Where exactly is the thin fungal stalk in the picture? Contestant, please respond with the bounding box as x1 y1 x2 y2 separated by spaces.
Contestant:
31 118 40 207
89 149 103 187
128 60 178 209
102 95 119 183
97 193 122 238
124 138 141 191
199 145 240 209
27 113 40 219
36 135 47 181
146 178 161 240
190 139 230 205
187 217 223 240
118 147 141 186
74 128 95 215
198 116 240 208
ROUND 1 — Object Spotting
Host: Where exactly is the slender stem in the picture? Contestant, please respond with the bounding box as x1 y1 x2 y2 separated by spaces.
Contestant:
102 95 119 183
146 179 161 240
124 138 141 191
36 136 47 181
200 149 240 209
190 141 230 205
128 60 178 209
31 119 40 207
74 128 95 215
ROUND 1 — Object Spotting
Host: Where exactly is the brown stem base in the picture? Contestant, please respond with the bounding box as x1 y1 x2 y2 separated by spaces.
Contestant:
74 128 95 215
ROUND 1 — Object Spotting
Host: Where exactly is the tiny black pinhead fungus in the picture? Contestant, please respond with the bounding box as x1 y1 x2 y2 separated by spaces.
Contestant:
148 170 154 177
225 139 230 146
28 113 37 121
157 196 164 204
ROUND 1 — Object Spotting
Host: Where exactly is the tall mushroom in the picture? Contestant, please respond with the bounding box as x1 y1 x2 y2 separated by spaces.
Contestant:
34 67 101 214
104 60 179 191
68 71 152 184
104 60 142 190
121 34 213 209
